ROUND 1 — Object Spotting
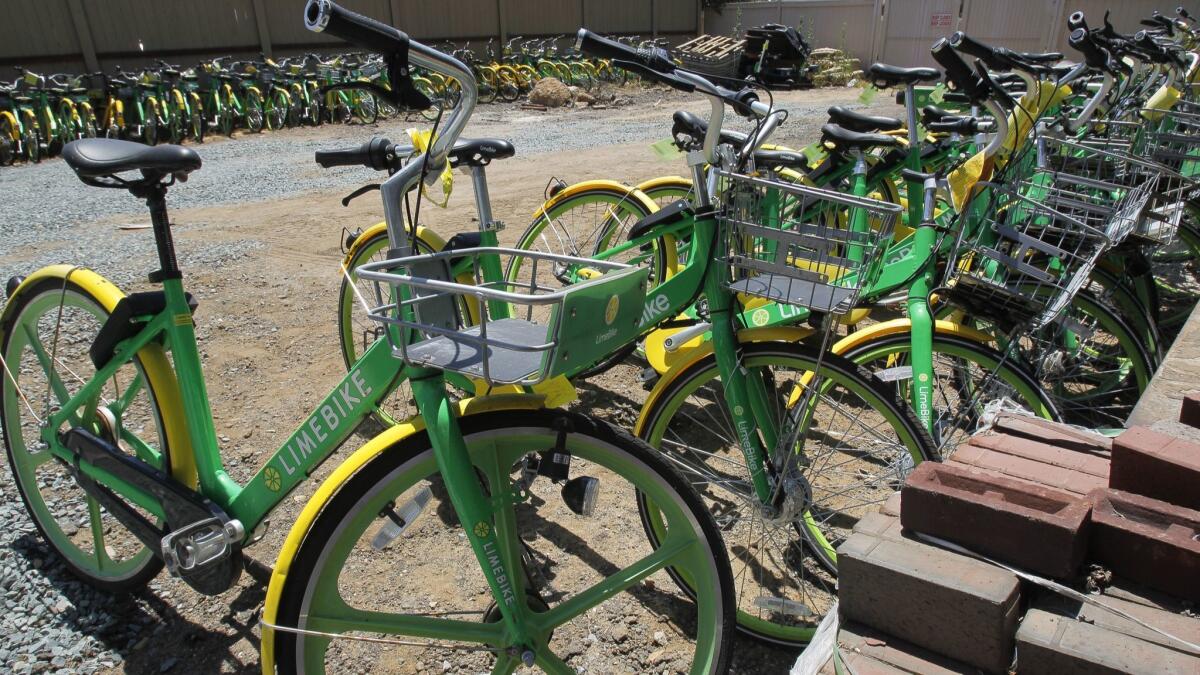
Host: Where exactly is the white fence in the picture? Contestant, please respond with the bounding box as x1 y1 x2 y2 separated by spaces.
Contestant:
705 0 1198 68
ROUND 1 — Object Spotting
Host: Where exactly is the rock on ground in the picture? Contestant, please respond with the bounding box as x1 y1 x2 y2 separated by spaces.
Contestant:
529 78 573 107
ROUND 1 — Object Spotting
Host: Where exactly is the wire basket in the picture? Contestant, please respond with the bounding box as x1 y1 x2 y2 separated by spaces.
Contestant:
943 180 1112 331
356 247 649 386
1032 135 1163 245
1135 108 1200 196
717 170 902 316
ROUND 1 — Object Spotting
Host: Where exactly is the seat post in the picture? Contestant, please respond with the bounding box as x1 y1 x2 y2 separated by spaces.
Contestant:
133 182 181 283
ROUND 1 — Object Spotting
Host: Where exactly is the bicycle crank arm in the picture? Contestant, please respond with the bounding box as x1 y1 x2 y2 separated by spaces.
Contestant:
61 427 244 595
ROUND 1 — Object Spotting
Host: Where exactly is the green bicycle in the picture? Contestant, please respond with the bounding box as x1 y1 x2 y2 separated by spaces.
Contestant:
1 5 738 672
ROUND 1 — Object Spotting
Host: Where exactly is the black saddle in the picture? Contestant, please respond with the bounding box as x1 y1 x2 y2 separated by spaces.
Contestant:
752 149 808 171
448 137 515 168
866 63 940 89
1017 51 1062 64
820 124 899 152
672 110 748 149
827 105 901 133
62 139 201 181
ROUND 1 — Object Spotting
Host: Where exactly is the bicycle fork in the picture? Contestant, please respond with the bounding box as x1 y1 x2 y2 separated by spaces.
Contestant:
408 371 536 663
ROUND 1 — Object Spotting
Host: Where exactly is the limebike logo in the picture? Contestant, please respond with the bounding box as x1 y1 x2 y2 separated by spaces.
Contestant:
273 370 374 480
639 293 671 328
482 538 517 606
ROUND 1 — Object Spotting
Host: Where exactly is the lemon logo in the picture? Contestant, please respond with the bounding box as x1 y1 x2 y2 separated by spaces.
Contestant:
918 373 929 383
473 521 491 538
604 295 620 325
264 466 283 492
752 308 770 327
733 405 744 416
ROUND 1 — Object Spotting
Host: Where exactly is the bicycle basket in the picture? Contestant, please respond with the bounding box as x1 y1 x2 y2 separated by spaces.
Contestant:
943 181 1111 330
357 248 649 386
1031 135 1161 244
717 170 902 315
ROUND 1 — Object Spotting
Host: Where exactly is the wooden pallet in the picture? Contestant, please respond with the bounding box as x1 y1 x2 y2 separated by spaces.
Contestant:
678 34 746 60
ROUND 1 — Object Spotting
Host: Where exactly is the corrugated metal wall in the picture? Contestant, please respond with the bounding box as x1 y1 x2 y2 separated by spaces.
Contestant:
707 0 1199 67
0 0 700 74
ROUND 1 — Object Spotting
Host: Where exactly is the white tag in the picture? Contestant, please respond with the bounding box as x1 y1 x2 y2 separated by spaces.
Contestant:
875 366 913 382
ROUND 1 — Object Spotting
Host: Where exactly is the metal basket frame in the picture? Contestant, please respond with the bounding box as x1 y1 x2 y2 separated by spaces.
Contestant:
943 177 1113 331
356 247 645 386
716 170 903 316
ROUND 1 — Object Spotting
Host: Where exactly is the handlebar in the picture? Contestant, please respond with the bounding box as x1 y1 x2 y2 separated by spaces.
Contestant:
315 136 400 170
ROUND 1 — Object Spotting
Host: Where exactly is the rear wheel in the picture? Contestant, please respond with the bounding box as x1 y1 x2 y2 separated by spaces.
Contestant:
269 409 734 674
22 118 41 163
266 89 289 130
0 117 15 165
1 277 173 593
244 90 264 133
141 98 159 145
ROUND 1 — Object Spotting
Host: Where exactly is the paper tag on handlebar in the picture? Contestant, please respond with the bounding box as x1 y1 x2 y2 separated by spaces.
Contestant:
650 138 684 161
801 141 825 165
929 83 947 104
858 84 879 105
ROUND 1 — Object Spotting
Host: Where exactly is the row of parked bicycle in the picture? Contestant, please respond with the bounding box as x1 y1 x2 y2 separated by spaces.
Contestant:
0 35 654 166
3 1 1198 672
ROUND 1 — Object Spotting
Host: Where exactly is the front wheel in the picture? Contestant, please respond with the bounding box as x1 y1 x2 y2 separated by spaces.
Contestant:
244 91 265 133
0 116 15 165
636 341 933 646
267 409 735 674
0 276 177 593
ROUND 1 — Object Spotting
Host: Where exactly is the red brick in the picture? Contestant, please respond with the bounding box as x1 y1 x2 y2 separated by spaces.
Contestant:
836 622 974 675
1016 608 1200 674
949 443 1106 495
970 432 1110 477
1181 392 1200 429
900 462 1091 579
1089 488 1200 601
837 532 1020 674
1034 590 1200 652
989 412 1113 454
1111 426 1200 510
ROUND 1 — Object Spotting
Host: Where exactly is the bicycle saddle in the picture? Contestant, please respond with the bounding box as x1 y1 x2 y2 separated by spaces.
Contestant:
672 110 749 149
1016 51 1063 64
448 138 515 168
865 63 940 88
62 139 201 180
752 149 808 170
819 124 900 152
826 105 901 133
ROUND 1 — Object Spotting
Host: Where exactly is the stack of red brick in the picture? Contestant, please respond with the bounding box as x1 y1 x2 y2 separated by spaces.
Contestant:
826 398 1200 674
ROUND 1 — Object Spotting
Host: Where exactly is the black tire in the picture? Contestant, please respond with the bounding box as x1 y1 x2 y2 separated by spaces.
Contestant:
272 409 735 674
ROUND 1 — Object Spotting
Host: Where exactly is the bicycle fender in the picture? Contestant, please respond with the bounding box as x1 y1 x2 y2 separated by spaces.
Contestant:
633 175 692 194
829 317 995 356
259 393 549 674
0 110 18 139
530 179 658 221
634 326 815 436
1 265 197 488
340 222 448 270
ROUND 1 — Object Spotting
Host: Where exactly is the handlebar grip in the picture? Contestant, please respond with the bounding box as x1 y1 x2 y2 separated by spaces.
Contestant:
1068 28 1113 72
315 137 396 170
304 0 409 55
948 32 1005 71
576 29 676 73
1067 11 1088 32
931 38 986 100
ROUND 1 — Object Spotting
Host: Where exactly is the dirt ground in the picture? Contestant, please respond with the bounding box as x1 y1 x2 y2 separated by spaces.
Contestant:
1 84 904 674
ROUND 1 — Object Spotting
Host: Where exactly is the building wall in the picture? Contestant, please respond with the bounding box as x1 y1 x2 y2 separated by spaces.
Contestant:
0 0 700 74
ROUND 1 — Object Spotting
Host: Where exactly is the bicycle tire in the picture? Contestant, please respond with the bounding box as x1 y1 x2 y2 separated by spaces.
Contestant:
269 409 735 674
0 116 15 165
1 276 176 593
637 340 933 646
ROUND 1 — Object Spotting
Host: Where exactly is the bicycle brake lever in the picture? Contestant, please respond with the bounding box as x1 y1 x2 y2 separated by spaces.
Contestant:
341 183 381 207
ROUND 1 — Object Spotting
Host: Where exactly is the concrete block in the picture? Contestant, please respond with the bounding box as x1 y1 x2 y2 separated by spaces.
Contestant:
949 443 1106 495
970 432 1110 477
1090 488 1200 602
901 462 1090 579
880 490 902 517
1180 392 1200 429
837 532 1019 674
835 622 974 675
1111 426 1200 510
989 412 1112 454
1016 608 1200 674
852 510 906 542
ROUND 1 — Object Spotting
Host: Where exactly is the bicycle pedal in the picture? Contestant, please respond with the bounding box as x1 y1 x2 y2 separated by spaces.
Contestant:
162 517 245 577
